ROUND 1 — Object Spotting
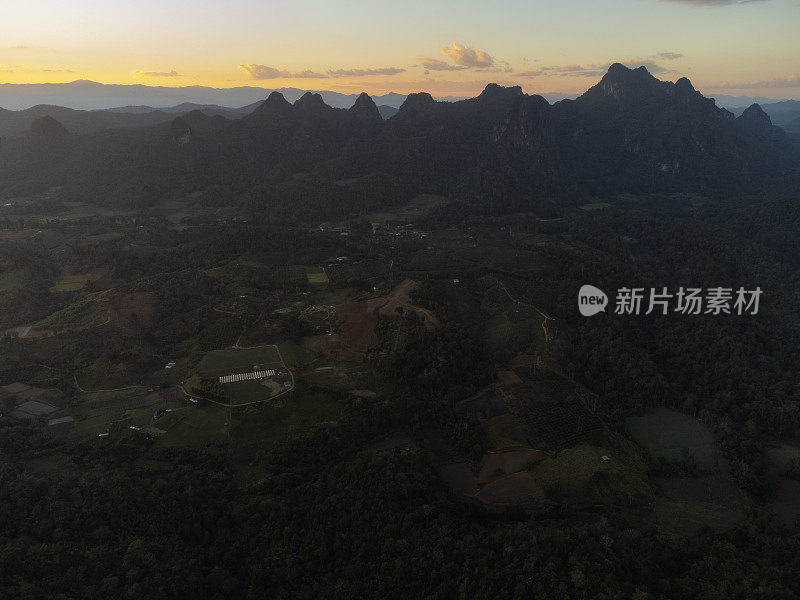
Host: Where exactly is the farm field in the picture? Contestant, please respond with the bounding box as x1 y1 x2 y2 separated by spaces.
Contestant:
306 267 329 288
30 290 110 335
195 346 282 374
49 269 106 293
224 378 287 404
153 406 229 447
50 280 86 292
502 375 603 450
531 441 653 510
766 444 800 527
626 408 725 472
276 342 315 369
227 383 350 486
579 201 612 211
653 475 747 536
336 300 379 353
362 193 447 223
483 413 530 451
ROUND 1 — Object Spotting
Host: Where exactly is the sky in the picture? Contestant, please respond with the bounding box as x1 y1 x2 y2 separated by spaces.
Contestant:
1 0 799 99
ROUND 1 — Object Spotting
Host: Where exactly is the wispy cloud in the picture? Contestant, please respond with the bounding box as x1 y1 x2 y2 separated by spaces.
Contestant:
239 64 326 79
617 57 671 74
42 68 74 73
659 0 769 6
657 52 684 60
136 69 180 78
9 45 33 49
706 74 800 89
518 57 672 78
327 67 406 77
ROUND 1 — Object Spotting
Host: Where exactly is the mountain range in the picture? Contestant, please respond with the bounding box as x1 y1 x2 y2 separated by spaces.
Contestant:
1 64 797 218
0 81 430 112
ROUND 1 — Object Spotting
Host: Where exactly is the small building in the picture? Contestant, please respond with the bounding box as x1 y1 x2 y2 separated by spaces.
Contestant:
601 455 611 463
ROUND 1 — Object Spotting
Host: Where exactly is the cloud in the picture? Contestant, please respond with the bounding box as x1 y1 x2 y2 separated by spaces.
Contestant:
657 52 684 60
707 74 800 89
42 68 74 73
327 67 406 77
9 45 33 49
136 69 180 78
419 57 468 72
439 42 495 68
517 64 605 78
239 64 326 79
659 0 769 5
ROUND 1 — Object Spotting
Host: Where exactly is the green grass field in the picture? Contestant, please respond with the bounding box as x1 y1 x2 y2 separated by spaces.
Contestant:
195 346 282 374
154 406 228 447
626 408 724 472
227 383 350 486
32 290 109 334
276 342 314 369
49 273 93 293
579 202 612 211
50 280 87 292
306 267 329 287
224 379 284 404
532 439 653 511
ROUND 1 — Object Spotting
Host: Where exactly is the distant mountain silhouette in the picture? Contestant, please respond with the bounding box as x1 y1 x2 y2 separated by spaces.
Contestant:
0 81 437 112
736 104 785 139
1 64 797 214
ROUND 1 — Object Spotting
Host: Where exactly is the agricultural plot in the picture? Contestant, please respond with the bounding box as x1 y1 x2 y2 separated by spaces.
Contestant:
482 279 549 359
483 413 531 451
579 202 612 211
455 388 508 419
531 442 653 511
653 475 747 536
3 382 64 418
224 378 287 404
49 270 106 293
194 346 289 405
273 266 308 286
109 292 158 330
502 374 603 450
75 388 172 417
336 301 379 353
325 260 389 285
626 408 726 473
439 448 548 510
195 347 282 375
305 267 329 288
153 406 229 447
363 193 447 223
474 471 544 509
31 291 110 335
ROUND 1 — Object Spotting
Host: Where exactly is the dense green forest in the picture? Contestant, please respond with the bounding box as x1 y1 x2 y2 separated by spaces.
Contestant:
2 188 800 598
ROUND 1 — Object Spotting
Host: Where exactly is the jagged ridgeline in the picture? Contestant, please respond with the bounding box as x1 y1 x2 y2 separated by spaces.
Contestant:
0 63 796 214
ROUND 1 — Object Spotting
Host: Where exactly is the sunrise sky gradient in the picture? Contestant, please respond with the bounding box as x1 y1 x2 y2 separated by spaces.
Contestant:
2 0 799 99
